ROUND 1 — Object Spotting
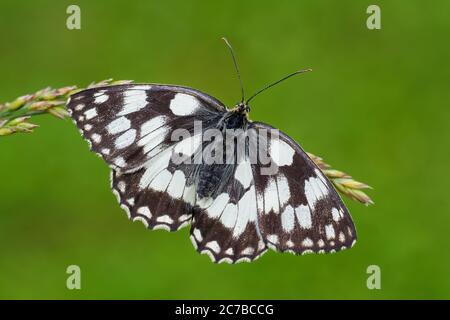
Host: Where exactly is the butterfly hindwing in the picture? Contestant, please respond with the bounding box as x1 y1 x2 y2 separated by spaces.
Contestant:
190 167 268 263
111 164 195 231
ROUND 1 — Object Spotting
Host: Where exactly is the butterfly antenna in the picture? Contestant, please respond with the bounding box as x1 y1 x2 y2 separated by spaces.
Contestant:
222 37 245 103
246 68 312 104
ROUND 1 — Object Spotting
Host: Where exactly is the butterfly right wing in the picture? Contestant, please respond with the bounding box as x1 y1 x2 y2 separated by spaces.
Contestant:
251 122 357 254
189 122 357 263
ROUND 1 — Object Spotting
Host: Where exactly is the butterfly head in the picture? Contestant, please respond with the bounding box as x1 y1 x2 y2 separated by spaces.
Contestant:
236 102 250 114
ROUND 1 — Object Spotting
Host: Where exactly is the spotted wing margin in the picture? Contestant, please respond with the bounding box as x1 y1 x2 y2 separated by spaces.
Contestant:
67 83 226 173
251 121 357 255
111 164 196 232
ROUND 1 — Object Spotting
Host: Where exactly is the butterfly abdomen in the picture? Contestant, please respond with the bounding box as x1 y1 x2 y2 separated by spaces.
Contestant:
197 164 229 198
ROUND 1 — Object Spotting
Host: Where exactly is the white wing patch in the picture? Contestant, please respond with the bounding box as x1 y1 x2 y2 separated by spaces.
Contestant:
270 138 295 166
276 174 291 207
139 146 174 190
91 133 101 144
205 241 221 253
235 159 253 189
118 89 148 115
157 215 174 224
170 93 200 116
234 186 257 238
325 224 336 240
137 206 152 219
167 170 186 199
206 193 230 219
302 238 314 247
281 205 295 232
141 115 167 137
182 184 196 206
332 207 343 222
94 93 109 104
139 126 170 154
304 175 329 210
84 108 97 120
142 128 170 154
107 116 131 135
220 203 238 228
264 178 279 214
74 103 84 111
115 129 137 149
149 169 172 192
295 205 312 229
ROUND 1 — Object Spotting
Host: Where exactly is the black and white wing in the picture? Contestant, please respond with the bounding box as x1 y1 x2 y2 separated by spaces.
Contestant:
67 84 225 230
251 122 357 254
190 122 357 263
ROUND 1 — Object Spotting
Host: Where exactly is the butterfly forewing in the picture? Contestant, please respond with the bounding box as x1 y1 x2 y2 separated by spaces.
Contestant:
67 84 226 172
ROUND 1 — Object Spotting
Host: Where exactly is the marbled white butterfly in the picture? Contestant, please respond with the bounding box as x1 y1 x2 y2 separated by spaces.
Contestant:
67 39 357 263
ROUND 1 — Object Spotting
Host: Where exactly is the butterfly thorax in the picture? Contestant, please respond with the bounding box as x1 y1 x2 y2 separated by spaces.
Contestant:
219 102 250 131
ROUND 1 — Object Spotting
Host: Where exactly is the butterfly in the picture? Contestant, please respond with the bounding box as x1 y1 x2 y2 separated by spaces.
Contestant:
67 39 357 264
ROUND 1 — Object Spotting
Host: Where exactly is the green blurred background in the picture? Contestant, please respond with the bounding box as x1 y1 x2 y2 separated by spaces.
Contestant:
1 0 449 299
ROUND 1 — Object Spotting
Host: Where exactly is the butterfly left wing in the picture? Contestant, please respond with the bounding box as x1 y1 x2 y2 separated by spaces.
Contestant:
68 84 226 231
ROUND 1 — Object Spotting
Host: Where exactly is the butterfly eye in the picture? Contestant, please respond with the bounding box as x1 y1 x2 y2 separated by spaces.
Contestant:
246 105 251 113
